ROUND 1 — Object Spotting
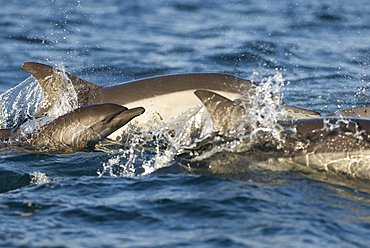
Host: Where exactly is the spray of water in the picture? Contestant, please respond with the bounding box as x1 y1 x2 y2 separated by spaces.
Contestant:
46 69 79 119
0 77 42 129
30 171 53 184
98 71 289 177
98 104 213 177
244 71 288 136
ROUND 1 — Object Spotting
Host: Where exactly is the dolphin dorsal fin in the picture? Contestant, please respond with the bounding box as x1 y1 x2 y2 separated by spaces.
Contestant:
194 90 247 132
22 62 101 116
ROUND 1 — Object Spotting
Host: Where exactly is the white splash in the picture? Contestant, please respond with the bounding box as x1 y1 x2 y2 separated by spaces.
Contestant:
29 171 52 184
241 71 288 141
101 71 288 177
44 66 79 119
97 154 121 177
97 103 213 177
0 77 42 129
320 117 365 140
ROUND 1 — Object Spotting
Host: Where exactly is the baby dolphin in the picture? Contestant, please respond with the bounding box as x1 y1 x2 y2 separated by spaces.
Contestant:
1 103 145 152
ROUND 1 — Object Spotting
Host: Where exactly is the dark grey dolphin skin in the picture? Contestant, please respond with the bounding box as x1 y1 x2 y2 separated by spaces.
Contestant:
21 62 319 122
281 117 370 136
0 103 145 152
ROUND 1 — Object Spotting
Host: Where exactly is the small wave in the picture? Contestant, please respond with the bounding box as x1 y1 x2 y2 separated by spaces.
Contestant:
8 35 53 45
0 169 31 193
30 171 53 185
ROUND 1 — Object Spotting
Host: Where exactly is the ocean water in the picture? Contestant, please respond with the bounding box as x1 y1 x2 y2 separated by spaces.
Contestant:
1 0 370 247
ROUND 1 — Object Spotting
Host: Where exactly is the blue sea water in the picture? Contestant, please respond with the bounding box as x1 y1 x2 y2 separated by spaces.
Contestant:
1 0 370 247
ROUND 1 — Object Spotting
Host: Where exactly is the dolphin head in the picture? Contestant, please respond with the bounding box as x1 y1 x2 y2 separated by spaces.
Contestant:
34 103 145 151
85 104 146 146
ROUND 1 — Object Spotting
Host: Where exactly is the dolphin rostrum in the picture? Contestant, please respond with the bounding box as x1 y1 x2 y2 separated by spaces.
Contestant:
0 103 145 152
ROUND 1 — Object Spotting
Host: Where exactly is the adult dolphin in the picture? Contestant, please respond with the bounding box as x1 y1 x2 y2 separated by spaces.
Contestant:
191 89 370 179
0 103 145 152
21 62 320 123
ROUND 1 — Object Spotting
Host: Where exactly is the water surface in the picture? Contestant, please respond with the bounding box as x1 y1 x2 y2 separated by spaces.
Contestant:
1 0 370 247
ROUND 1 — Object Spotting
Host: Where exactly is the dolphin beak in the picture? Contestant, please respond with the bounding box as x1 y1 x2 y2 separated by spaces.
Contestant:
87 106 145 147
110 107 145 127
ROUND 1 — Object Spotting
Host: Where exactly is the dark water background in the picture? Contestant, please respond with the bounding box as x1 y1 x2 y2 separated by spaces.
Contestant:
1 0 370 247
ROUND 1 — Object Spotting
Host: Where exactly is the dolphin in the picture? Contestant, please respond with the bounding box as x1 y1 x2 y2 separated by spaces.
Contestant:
0 103 145 152
20 63 320 137
193 89 370 138
278 117 370 179
189 89 370 179
21 62 253 119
